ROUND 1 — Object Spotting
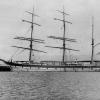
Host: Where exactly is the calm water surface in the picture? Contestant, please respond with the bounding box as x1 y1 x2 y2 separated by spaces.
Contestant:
0 72 100 100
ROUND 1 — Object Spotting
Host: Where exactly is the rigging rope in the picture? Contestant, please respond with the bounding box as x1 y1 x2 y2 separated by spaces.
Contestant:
10 49 25 60
10 48 19 60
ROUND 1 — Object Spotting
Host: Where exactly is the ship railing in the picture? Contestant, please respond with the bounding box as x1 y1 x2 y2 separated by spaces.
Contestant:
40 61 83 66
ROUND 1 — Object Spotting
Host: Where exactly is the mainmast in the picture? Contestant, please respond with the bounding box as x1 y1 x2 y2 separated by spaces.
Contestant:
62 7 71 63
91 16 94 64
46 7 79 71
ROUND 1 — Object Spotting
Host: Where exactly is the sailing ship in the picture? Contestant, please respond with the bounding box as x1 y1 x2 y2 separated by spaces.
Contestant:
1 7 100 72
0 7 79 71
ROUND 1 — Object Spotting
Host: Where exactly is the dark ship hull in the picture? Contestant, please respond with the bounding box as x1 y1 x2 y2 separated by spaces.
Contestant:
1 59 100 72
0 65 12 71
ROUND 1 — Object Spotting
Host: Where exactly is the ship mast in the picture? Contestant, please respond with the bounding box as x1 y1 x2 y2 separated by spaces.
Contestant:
46 7 79 71
29 8 34 63
55 7 72 63
22 8 41 63
62 7 69 63
91 16 94 64
13 7 46 63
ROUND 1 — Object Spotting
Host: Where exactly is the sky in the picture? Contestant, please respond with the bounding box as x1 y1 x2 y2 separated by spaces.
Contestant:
0 0 100 61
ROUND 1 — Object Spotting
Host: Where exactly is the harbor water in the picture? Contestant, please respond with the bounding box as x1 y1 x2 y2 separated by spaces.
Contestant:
0 72 100 100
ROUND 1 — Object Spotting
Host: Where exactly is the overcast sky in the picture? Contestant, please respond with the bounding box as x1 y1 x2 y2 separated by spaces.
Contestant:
0 0 100 61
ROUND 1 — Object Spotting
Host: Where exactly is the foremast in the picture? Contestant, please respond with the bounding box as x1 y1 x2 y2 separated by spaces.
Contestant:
13 7 46 63
29 8 34 63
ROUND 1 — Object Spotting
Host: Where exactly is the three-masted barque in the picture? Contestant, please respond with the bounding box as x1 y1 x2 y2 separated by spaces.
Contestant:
1 7 100 72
